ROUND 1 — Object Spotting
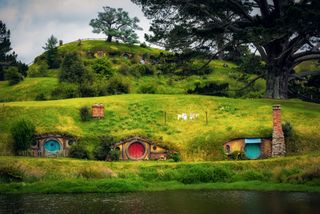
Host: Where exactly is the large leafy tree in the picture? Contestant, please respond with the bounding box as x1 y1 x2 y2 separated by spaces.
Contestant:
90 6 142 44
132 0 320 99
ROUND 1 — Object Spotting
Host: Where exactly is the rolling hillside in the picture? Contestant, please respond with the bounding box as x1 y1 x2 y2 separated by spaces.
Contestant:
0 40 265 102
0 94 319 160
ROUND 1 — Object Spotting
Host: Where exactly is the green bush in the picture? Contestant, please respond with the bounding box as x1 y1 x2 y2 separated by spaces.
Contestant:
94 136 118 161
10 119 36 155
118 64 130 75
0 165 24 183
130 64 155 76
69 145 90 159
282 122 298 153
80 106 91 121
35 93 47 101
168 151 181 162
228 151 247 160
5 66 23 85
59 52 93 84
91 58 114 78
51 83 80 99
138 83 157 94
79 83 97 97
28 61 49 77
106 76 130 95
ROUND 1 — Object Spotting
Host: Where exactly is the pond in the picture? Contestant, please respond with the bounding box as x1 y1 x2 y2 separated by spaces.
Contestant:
1 190 319 214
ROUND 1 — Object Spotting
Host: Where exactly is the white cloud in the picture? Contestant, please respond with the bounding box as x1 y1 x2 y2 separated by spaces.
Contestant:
0 0 150 63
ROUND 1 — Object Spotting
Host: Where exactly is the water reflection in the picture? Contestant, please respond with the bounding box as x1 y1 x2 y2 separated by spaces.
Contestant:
0 190 319 214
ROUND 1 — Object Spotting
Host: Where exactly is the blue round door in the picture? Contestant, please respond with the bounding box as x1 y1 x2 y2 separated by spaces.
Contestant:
244 144 261 159
44 140 61 153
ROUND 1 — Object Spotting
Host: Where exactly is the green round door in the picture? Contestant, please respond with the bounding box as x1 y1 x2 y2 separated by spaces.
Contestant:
244 144 261 159
44 140 61 153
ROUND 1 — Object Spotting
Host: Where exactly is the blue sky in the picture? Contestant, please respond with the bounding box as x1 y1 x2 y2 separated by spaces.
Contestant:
0 0 150 63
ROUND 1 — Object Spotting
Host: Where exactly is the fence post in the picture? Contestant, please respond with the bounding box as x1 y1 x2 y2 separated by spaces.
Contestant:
205 111 208 125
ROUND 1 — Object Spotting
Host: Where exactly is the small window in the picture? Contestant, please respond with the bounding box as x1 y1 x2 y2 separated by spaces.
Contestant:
225 145 231 153
153 145 157 150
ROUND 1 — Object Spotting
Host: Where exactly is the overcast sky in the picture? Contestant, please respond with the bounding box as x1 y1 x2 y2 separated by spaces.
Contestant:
0 0 150 64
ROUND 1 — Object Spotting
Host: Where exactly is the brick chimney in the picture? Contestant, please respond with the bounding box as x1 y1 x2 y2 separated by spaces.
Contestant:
92 104 104 119
272 105 286 157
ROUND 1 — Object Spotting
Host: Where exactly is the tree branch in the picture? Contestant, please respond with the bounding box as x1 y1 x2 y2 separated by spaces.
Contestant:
289 70 320 81
228 74 265 91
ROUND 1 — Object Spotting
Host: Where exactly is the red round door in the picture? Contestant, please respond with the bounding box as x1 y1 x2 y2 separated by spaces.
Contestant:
128 142 145 159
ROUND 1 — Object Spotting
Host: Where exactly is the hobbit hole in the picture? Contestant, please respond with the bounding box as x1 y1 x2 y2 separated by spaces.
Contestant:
115 136 169 160
32 134 76 157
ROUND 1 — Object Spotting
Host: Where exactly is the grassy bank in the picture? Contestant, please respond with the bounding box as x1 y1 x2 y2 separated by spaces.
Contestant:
1 154 320 193
1 94 320 159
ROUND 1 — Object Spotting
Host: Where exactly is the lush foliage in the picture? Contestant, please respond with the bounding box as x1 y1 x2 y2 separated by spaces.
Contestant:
4 66 23 85
59 52 92 84
42 35 61 69
132 0 320 99
69 145 90 159
80 106 91 121
10 119 35 155
91 58 113 78
0 21 28 81
90 6 142 44
93 136 119 161
106 76 130 95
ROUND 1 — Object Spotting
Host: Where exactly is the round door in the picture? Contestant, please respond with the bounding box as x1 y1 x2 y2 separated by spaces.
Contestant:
44 139 61 153
127 142 146 160
244 144 261 159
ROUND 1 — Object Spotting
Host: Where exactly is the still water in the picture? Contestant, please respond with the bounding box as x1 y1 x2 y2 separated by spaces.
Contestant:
1 190 319 214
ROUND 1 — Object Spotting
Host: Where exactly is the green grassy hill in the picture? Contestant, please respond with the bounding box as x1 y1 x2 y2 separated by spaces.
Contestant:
0 40 265 102
1 94 319 160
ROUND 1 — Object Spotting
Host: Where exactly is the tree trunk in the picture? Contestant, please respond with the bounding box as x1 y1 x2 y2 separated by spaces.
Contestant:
265 64 289 99
107 35 112 42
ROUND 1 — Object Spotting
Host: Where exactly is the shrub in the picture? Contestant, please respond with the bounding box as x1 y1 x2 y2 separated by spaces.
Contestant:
94 136 118 161
91 58 114 78
69 145 90 159
59 52 93 84
0 165 24 183
51 83 80 99
10 119 35 155
79 83 97 97
130 64 155 76
118 64 130 75
282 122 298 153
168 151 181 162
187 81 229 96
138 83 157 94
5 66 23 85
28 61 49 77
35 93 47 101
106 76 130 95
140 42 148 48
80 106 91 121
228 151 247 160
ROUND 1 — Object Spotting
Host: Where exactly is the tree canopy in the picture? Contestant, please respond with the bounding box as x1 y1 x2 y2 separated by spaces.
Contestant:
43 35 60 69
132 0 320 99
90 6 142 44
0 20 16 80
